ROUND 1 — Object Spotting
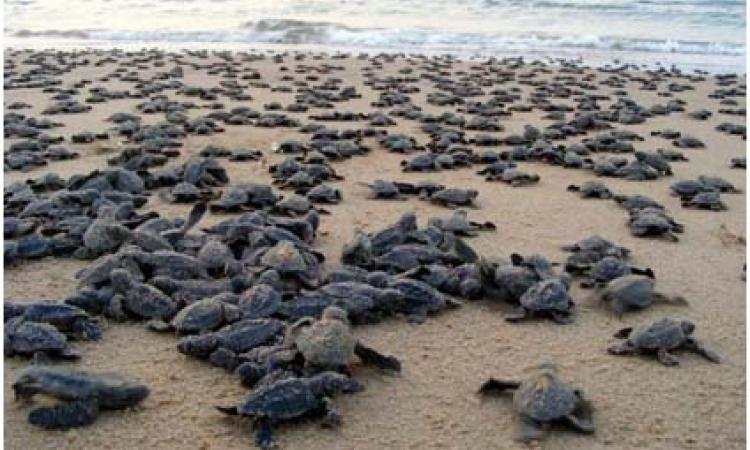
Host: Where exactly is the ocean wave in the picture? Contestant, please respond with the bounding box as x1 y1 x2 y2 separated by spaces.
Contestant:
10 21 746 57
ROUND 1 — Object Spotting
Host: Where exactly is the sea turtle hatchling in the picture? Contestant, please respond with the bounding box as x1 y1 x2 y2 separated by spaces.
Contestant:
593 275 687 316
682 191 727 211
427 209 495 237
424 188 479 208
478 362 594 442
608 318 720 366
627 209 683 241
567 181 613 199
286 306 401 372
358 180 407 200
5 317 79 361
13 366 149 429
216 372 364 449
504 277 574 324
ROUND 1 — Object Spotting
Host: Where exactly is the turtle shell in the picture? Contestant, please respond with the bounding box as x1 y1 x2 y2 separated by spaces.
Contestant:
513 367 577 422
520 278 571 313
628 318 688 350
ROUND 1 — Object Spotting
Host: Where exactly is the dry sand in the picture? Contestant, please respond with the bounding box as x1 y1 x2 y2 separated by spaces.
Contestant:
3 50 747 449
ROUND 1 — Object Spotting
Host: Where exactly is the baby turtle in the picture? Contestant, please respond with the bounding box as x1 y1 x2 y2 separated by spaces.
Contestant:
359 180 407 200
287 306 401 372
593 275 687 316
488 169 540 186
505 278 574 324
608 318 720 366
13 366 149 429
216 372 364 449
478 362 594 442
697 175 741 193
163 182 219 203
303 184 342 204
5 317 78 361
627 209 682 241
578 257 654 288
567 181 613 199
425 188 479 208
634 151 672 176
682 191 727 211
427 209 495 237
158 296 242 334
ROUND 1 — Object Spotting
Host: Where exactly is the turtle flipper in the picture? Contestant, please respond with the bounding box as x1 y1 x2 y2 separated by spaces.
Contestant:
28 398 99 429
565 391 595 434
684 338 721 363
550 311 572 325
478 378 520 395
215 405 239 415
656 348 680 366
254 419 275 449
516 416 545 443
354 342 401 372
320 398 342 428
182 202 207 234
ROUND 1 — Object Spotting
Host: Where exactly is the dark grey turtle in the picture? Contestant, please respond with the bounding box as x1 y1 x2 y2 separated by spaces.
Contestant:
272 195 328 216
505 278 574 324
670 179 715 198
426 188 479 208
401 153 438 172
567 181 613 199
287 306 401 372
634 151 672 175
387 278 460 323
656 149 689 162
164 296 242 334
594 275 687 316
197 238 235 276
427 210 495 237
615 161 658 181
15 302 102 340
109 269 178 321
163 182 219 203
303 184 342 204
238 284 282 319
259 240 322 289
177 318 286 370
562 236 630 260
697 175 741 193
4 217 37 238
613 194 664 211
478 362 594 443
608 318 720 366
627 209 683 241
80 214 133 258
682 191 727 211
216 372 364 449
401 263 483 300
13 366 149 429
5 317 78 361
490 169 540 186
358 180 406 200
578 256 654 288
651 129 681 139
476 161 517 176
672 136 704 148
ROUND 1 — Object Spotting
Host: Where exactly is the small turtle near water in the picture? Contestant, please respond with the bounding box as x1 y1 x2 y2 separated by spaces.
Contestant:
608 318 720 366
216 372 364 449
13 366 149 429
592 275 687 316
478 362 594 442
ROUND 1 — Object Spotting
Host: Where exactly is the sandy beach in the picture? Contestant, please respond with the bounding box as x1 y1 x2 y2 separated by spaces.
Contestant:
3 49 747 450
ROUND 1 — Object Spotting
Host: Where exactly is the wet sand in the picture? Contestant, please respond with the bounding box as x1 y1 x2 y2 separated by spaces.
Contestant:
3 50 747 449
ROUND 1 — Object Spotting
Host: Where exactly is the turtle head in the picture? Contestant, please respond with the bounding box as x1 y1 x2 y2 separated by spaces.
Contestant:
634 151 647 161
397 212 418 231
109 269 134 292
321 306 349 324
680 320 696 335
467 189 479 199
310 372 364 396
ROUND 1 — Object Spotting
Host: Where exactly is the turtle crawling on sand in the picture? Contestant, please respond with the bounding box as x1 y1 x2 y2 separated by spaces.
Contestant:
216 372 364 449
427 209 495 237
5 317 79 361
286 306 401 373
504 277 575 324
593 275 687 316
424 188 479 208
608 318 720 366
13 366 149 429
478 362 594 443
567 181 613 199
